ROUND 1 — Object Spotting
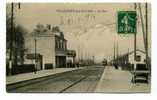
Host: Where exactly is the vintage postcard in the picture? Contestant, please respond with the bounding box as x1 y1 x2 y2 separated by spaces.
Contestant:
6 3 151 93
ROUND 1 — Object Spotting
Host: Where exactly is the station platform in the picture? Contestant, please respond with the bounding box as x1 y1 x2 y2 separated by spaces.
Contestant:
6 67 83 85
95 66 150 93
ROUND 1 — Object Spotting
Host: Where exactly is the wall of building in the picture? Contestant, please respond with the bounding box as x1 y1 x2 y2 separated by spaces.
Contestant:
129 51 146 64
24 34 56 69
24 30 69 69
36 35 56 69
55 34 67 68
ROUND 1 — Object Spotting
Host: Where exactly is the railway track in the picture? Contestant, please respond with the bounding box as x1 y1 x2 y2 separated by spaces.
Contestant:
7 66 104 93
59 76 88 93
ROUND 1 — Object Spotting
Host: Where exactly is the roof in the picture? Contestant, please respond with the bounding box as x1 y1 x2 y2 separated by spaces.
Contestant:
30 31 55 37
26 53 42 59
117 49 146 59
128 49 145 55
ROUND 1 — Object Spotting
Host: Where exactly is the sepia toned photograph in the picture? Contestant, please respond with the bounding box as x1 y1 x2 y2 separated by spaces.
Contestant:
6 3 151 93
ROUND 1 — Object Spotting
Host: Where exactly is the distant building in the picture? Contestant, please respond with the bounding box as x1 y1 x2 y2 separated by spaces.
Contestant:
24 29 67 70
128 50 146 64
114 49 150 70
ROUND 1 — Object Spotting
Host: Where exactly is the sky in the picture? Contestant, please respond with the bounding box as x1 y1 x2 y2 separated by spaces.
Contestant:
7 3 151 63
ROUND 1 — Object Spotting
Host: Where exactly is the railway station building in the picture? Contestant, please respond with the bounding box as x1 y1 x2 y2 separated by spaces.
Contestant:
24 26 67 70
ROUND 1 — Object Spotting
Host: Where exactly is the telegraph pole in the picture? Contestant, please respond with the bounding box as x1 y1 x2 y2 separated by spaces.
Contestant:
134 3 137 61
145 3 149 69
92 55 95 65
113 42 115 64
8 3 21 75
139 3 146 50
34 37 37 74
116 41 119 65
9 3 14 76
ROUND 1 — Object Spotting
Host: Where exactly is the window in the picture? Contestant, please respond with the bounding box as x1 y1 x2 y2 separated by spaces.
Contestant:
136 55 141 62
58 40 60 49
60 40 62 49
63 41 66 50
55 39 60 49
144 59 146 63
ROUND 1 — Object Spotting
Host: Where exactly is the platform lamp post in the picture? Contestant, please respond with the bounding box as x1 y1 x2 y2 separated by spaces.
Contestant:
34 32 37 74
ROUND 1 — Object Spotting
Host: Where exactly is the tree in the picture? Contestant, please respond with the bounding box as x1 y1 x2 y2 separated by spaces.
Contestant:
6 10 27 67
33 24 64 38
52 26 60 32
33 24 47 34
14 25 27 64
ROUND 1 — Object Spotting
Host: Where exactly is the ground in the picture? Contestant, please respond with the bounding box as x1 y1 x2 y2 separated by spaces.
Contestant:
7 65 150 93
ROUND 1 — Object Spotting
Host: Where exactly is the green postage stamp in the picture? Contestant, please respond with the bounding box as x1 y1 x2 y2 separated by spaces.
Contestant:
117 11 137 34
